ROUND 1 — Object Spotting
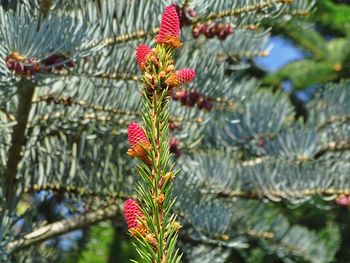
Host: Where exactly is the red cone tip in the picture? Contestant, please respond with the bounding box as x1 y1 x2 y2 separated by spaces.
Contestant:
176 68 195 84
124 199 143 229
136 44 151 68
128 122 147 147
336 195 350 207
157 5 180 42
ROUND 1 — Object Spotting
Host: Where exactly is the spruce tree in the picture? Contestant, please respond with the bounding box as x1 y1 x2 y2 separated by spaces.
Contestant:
0 0 349 262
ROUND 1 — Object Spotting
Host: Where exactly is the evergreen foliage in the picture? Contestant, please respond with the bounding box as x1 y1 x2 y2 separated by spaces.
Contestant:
0 0 349 262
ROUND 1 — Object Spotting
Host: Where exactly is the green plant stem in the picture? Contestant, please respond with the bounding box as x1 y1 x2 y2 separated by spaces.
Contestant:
150 97 166 262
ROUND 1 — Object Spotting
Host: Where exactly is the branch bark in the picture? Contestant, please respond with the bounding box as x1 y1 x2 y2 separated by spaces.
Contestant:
3 82 35 203
7 204 119 253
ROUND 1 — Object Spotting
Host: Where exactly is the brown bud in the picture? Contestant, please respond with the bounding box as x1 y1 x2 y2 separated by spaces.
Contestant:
220 234 229 241
158 71 166 78
248 24 257 30
146 233 158 247
165 73 180 88
129 223 148 237
166 64 175 72
158 172 175 189
157 194 165 204
171 221 181 232
144 73 153 81
150 55 158 66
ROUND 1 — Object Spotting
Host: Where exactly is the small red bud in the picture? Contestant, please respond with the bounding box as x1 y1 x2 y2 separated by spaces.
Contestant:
192 28 200 38
14 62 24 74
197 99 213 111
188 90 200 105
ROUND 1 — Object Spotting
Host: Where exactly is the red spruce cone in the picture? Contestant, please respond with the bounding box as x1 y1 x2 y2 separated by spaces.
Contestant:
156 5 181 48
175 68 195 84
127 123 151 164
128 122 148 148
136 43 151 69
124 199 144 229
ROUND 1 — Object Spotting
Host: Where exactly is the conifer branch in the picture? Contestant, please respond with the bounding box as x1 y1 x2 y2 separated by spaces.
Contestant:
318 140 350 154
215 188 350 200
240 139 350 166
29 112 129 126
195 0 293 23
95 28 160 48
57 71 139 82
32 95 140 117
31 95 205 124
283 9 311 16
317 114 350 130
245 229 274 240
54 69 239 113
24 184 133 201
0 107 16 121
123 6 197 262
95 0 294 48
7 204 118 253
220 50 270 59
3 82 35 202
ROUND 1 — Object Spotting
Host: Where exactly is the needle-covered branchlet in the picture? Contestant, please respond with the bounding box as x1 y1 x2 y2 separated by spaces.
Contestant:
124 5 195 262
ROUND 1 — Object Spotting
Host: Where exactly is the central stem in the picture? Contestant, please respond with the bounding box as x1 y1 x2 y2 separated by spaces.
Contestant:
151 93 166 262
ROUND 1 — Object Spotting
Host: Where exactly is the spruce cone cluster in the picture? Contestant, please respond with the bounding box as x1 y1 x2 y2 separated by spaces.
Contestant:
124 7 193 256
172 89 213 111
135 10 195 98
5 52 41 77
5 51 74 77
42 53 75 72
171 3 197 28
192 22 234 40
